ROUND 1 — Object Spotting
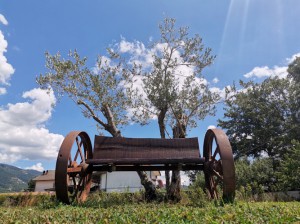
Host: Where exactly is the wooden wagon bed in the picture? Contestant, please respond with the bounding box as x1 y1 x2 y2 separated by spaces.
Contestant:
55 129 235 204
87 136 205 171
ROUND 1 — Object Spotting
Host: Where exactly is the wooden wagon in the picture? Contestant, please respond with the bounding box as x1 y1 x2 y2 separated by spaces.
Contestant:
55 128 235 204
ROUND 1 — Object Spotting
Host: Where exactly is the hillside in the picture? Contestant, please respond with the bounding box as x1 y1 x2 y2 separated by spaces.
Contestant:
0 163 41 193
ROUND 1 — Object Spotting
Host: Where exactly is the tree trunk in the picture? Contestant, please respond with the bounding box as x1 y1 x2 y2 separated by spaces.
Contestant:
137 170 157 201
101 104 157 200
157 107 171 193
166 115 186 201
168 170 181 202
165 169 171 194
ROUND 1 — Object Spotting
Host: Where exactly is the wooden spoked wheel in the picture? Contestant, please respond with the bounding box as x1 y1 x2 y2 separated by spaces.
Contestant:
203 129 235 201
55 131 93 204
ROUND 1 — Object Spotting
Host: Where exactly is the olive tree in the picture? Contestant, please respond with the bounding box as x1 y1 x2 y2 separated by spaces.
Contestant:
117 18 219 201
37 51 157 200
38 18 219 202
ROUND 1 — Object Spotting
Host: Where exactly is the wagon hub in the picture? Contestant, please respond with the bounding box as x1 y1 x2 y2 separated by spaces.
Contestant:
205 160 223 175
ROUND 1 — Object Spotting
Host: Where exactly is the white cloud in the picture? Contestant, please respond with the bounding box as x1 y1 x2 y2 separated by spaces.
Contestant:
0 28 15 92
0 153 21 164
244 66 288 79
207 125 216 130
0 88 64 163
1 88 56 126
243 52 300 80
0 87 6 95
25 162 44 172
212 77 219 84
0 14 8 26
286 52 300 64
119 39 135 53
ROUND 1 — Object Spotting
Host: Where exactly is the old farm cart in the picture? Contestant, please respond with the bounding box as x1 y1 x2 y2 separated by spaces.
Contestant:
55 128 235 204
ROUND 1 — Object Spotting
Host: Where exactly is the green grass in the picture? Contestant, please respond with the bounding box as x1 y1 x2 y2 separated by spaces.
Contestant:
0 191 299 223
0 202 299 223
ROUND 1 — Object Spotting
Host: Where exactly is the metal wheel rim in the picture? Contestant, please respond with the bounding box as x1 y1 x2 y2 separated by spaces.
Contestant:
55 131 93 204
203 129 235 200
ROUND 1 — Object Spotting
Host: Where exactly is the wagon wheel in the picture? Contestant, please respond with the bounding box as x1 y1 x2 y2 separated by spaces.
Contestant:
203 129 235 202
55 131 93 204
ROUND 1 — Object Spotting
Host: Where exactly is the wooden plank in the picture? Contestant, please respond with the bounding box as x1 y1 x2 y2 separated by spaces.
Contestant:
93 136 200 160
86 157 205 165
91 164 204 172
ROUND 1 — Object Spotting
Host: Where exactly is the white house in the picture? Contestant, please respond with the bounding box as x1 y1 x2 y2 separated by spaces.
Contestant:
32 170 55 192
33 170 161 193
100 171 161 192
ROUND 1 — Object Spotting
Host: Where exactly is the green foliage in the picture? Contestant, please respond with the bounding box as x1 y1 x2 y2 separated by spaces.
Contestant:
276 141 300 191
219 76 299 159
37 50 129 136
0 193 56 207
188 172 206 189
122 18 219 134
80 191 145 208
187 187 209 208
235 157 277 193
0 198 299 223
288 56 300 83
27 179 35 192
235 144 300 193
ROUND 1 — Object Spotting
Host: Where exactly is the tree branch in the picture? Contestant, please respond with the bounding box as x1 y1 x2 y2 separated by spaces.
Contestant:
77 99 108 129
101 104 121 137
169 103 186 137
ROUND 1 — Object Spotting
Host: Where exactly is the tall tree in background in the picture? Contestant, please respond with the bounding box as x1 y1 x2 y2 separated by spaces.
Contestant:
287 56 300 127
218 58 300 160
276 140 300 191
37 51 158 200
288 56 300 83
119 18 219 201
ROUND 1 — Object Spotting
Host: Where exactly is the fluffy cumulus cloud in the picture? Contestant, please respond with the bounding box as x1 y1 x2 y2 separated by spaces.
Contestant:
0 88 64 163
244 52 300 79
244 66 287 79
25 162 44 172
0 14 63 166
0 14 15 94
118 38 155 69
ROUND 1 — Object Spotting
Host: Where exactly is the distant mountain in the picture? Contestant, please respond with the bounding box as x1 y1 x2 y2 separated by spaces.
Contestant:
0 163 41 193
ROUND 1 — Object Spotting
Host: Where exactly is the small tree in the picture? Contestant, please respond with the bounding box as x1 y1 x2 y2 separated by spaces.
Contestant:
38 18 219 202
119 18 219 201
37 51 157 200
27 179 36 192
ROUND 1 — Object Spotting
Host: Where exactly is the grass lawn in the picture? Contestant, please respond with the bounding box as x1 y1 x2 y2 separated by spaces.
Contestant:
0 201 299 223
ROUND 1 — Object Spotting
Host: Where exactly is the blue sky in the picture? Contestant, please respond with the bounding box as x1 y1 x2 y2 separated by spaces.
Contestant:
0 0 300 172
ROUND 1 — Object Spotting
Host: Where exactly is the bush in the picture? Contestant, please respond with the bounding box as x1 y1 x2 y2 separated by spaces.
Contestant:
0 193 56 207
187 187 209 207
